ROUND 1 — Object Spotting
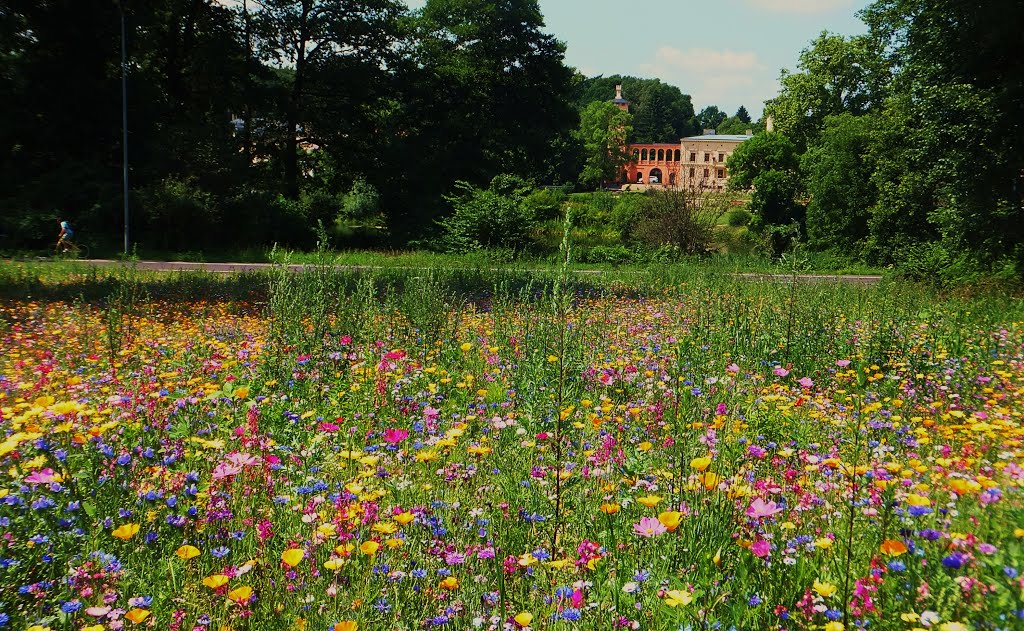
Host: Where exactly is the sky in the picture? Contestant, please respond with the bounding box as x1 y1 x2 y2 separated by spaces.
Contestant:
405 0 873 119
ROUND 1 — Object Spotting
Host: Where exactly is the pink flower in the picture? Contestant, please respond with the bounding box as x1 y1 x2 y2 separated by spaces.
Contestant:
746 497 784 519
212 462 242 480
633 516 668 538
797 377 813 388
226 452 259 467
773 366 789 377
318 421 340 432
836 359 851 367
24 468 56 485
726 363 740 374
751 540 771 558
383 428 409 444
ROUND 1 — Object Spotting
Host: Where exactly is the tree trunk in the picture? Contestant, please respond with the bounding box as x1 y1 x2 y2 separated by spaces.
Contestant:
283 1 310 200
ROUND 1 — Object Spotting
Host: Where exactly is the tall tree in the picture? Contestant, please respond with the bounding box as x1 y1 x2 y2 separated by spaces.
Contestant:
254 0 405 198
763 32 888 150
576 101 633 189
862 0 1024 268
735 105 751 124
695 105 727 131
574 75 697 141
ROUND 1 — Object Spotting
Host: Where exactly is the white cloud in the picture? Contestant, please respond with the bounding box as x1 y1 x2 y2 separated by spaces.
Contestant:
637 46 776 117
745 0 854 14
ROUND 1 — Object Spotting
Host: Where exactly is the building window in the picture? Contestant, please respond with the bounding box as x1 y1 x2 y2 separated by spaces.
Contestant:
674 149 681 161
718 153 725 162
657 149 664 161
717 169 725 178
704 153 710 162
669 173 676 185
632 149 640 161
703 168 709 178
689 152 696 162
689 167 695 177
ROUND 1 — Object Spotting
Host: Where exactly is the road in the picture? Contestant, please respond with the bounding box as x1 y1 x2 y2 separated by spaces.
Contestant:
42 259 884 285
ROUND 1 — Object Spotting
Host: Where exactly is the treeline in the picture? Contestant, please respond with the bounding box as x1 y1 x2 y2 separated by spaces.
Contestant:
730 0 1024 279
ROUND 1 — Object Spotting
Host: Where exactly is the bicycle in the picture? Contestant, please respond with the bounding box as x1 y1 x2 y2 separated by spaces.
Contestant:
53 239 90 259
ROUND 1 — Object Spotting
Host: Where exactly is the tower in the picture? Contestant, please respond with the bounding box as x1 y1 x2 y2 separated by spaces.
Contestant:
612 84 629 111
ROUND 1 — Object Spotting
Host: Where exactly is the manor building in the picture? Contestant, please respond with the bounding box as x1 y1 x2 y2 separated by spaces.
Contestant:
611 85 752 190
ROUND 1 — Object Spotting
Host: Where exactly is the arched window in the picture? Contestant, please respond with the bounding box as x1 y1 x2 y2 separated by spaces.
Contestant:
657 149 664 161
633 149 640 161
669 172 676 185
674 149 681 161
641 149 648 161
636 171 644 183
649 168 663 184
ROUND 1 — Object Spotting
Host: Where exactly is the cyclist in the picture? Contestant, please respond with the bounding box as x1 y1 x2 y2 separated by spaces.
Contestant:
57 220 74 251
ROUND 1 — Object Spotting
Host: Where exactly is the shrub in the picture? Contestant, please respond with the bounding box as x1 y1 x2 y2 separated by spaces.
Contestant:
522 188 566 222
630 189 726 256
340 178 380 221
136 176 221 251
726 208 752 227
438 177 537 252
577 244 636 265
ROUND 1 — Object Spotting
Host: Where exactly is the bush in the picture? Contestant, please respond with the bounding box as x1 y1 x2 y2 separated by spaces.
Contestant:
726 208 753 227
137 176 221 251
576 244 637 265
341 178 380 221
522 188 566 221
629 189 727 256
438 177 537 252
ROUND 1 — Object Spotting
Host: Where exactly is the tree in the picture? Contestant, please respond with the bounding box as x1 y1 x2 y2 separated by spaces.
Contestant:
802 113 876 252
716 116 751 135
576 101 633 189
725 132 800 190
763 32 888 150
253 0 405 198
574 75 697 142
861 0 1024 269
735 105 751 124
696 105 727 131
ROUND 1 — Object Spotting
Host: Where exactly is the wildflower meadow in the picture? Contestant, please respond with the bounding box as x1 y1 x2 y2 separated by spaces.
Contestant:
0 262 1022 631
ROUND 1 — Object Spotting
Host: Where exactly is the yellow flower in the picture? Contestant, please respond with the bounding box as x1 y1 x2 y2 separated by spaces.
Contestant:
228 585 253 602
658 511 683 532
176 545 201 560
939 624 968 631
637 495 662 508
415 449 438 462
599 503 620 515
814 537 834 550
29 627 54 631
82 626 103 631
901 612 920 622
125 609 150 624
664 589 693 607
281 548 305 567
333 622 358 631
372 521 397 535
514 612 533 627
439 576 459 590
690 456 712 471
234 387 249 399
824 622 844 631
460 343 472 352
324 558 345 571
545 559 570 570
112 523 140 540
203 574 230 589
394 511 415 525
360 541 380 556
699 472 721 490
1014 527 1024 538
813 579 838 598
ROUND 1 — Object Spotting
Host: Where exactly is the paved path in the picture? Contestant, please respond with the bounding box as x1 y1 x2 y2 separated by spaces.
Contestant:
40 259 885 285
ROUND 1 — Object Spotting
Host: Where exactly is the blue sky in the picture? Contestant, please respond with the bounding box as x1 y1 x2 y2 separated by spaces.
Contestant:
406 0 872 119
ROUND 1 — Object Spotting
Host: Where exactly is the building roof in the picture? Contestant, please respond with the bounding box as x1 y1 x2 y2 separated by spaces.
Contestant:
612 98 629 104
682 134 753 142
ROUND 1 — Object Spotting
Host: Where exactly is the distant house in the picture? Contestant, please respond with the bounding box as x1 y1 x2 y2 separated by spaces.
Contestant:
610 86 752 190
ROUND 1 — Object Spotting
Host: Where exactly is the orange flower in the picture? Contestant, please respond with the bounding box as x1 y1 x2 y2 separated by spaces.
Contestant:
112 523 140 540
880 539 908 556
333 622 358 631
281 548 305 567
599 503 620 515
125 608 150 624
439 576 459 590
176 545 201 560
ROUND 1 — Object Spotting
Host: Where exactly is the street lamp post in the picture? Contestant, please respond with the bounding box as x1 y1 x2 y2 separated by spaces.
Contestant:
120 3 129 255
